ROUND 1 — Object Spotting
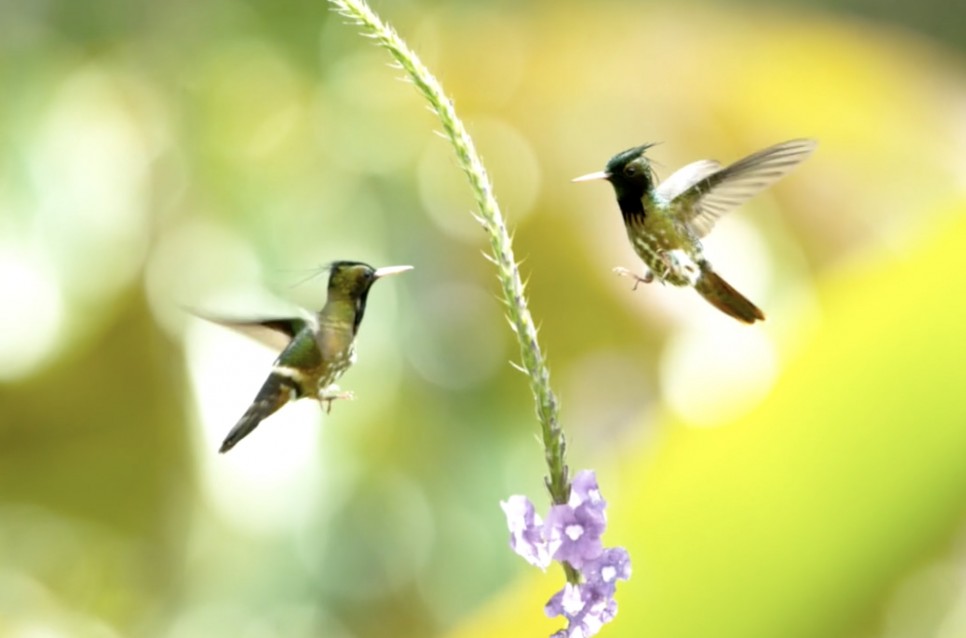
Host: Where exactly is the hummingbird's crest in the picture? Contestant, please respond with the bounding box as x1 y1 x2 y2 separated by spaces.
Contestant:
604 143 658 176
325 260 370 271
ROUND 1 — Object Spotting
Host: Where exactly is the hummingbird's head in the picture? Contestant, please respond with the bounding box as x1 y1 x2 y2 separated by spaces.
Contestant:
603 144 657 197
326 261 413 333
327 261 413 299
573 144 657 215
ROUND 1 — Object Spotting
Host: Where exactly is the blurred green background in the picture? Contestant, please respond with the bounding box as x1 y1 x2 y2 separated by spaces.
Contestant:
2 0 966 637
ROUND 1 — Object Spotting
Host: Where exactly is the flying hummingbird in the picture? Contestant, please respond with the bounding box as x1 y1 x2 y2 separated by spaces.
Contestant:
210 261 412 453
573 139 816 323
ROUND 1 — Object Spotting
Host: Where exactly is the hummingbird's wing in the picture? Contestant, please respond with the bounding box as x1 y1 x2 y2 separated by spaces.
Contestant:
655 159 722 202
195 313 312 352
674 139 817 237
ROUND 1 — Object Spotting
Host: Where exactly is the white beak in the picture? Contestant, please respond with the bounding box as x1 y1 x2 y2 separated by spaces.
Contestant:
374 265 414 278
571 170 610 183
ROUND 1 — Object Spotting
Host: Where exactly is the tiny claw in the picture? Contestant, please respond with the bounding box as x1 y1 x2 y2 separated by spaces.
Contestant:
613 266 653 291
318 386 355 413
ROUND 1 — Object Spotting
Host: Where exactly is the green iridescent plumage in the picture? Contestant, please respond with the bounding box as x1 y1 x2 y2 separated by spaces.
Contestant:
211 261 412 453
574 139 816 323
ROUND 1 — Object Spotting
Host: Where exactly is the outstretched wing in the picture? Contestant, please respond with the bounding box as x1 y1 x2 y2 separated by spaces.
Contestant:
193 312 311 352
673 139 817 237
655 159 722 202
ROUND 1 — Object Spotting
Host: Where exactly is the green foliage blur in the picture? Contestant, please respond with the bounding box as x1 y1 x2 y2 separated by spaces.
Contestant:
1 1 965 637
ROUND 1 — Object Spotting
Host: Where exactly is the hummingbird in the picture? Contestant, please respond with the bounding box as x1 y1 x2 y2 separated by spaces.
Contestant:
573 139 816 323
211 261 412 453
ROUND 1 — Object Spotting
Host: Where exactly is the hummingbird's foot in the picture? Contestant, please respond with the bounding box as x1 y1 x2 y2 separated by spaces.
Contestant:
613 266 654 291
318 385 355 414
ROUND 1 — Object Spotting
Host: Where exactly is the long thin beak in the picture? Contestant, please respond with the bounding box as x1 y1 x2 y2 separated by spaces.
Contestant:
374 265 414 279
571 170 610 183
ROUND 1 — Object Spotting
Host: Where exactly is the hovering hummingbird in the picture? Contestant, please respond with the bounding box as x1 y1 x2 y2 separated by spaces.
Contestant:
210 261 412 453
573 139 816 323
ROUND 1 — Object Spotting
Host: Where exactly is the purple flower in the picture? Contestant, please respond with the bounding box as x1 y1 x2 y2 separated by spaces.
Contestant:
502 471 631 638
545 501 606 569
569 470 606 510
545 582 617 638
583 547 632 599
501 495 552 569
544 547 631 637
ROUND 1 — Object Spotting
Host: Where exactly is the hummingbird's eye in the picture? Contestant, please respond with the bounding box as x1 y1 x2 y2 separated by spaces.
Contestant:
624 164 639 177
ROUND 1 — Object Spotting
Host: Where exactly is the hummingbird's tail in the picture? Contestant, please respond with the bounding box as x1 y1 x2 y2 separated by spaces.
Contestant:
219 372 300 453
694 263 765 324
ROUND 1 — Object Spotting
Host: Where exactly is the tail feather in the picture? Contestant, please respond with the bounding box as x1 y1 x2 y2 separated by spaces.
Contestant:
694 266 765 324
219 372 299 453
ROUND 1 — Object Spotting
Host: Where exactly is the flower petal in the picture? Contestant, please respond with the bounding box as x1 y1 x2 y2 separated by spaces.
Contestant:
569 470 606 510
501 495 552 569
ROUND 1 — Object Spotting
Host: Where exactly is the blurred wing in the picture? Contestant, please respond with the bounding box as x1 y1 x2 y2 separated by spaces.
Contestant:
677 139 817 237
655 159 722 202
194 312 311 352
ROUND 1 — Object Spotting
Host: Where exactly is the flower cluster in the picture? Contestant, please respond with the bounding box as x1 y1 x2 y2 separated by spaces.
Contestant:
501 471 631 638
